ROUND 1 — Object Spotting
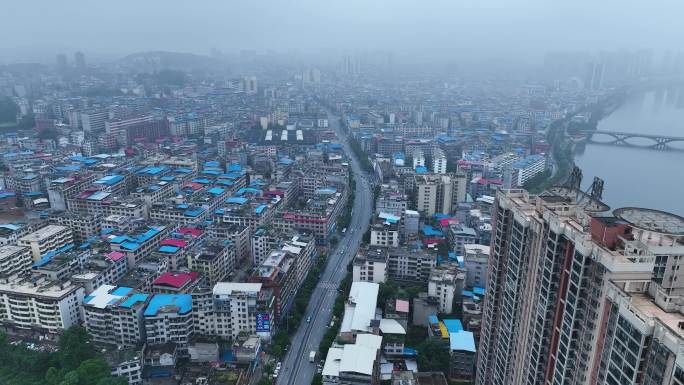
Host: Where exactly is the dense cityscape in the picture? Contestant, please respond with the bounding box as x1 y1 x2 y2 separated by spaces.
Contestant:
1 3 684 385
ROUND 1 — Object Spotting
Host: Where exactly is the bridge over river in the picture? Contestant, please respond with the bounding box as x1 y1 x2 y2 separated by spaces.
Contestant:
580 130 684 151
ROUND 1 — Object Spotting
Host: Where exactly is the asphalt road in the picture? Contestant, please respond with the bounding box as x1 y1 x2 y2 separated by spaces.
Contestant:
276 112 373 385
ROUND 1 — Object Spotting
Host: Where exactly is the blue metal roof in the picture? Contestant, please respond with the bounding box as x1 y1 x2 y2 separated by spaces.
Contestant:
427 315 439 325
159 245 180 253
450 330 476 352
207 187 224 195
443 319 463 333
31 243 75 268
119 293 149 308
121 241 140 250
184 207 205 217
422 225 444 237
226 197 248 205
144 294 192 316
95 175 124 186
111 287 133 296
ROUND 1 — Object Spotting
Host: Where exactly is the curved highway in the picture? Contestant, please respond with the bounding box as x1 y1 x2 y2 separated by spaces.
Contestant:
276 112 373 385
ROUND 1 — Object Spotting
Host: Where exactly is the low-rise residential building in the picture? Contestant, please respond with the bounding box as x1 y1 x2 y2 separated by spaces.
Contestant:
131 180 176 208
0 275 85 334
370 214 400 248
49 212 101 245
18 224 73 261
144 294 193 353
449 330 476 380
387 247 436 282
352 248 388 284
275 185 347 245
207 223 251 264
447 224 478 255
108 224 170 268
250 234 315 320
322 334 383 385
106 348 143 385
0 245 32 277
83 285 149 347
212 282 275 340
462 244 489 289
511 154 546 187
428 267 465 314
187 241 235 286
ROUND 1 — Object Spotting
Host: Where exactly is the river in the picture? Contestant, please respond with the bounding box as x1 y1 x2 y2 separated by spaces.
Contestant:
574 88 684 216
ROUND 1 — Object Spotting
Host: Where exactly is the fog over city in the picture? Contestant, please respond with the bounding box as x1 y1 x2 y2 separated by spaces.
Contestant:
1 2 684 385
2 0 683 64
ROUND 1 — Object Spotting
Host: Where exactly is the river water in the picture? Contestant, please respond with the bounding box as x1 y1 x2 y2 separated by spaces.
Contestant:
574 88 684 216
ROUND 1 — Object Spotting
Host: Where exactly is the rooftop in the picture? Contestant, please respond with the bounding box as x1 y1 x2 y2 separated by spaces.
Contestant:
340 282 379 334
213 282 262 296
449 330 476 352
144 294 192 316
153 271 200 289
19 225 69 242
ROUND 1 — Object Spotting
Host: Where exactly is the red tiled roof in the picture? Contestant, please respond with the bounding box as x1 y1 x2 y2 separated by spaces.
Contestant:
106 251 125 262
153 271 199 288
177 228 202 237
160 238 187 248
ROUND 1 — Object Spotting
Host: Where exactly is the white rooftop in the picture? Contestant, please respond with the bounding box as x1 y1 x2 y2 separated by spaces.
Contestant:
0 245 28 260
322 347 344 377
339 339 380 376
340 282 379 333
379 318 406 335
85 285 124 309
213 282 262 296
19 225 69 242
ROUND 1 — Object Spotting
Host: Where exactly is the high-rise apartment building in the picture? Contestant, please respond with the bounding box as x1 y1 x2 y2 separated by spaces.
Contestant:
415 173 467 216
81 109 107 132
476 187 684 385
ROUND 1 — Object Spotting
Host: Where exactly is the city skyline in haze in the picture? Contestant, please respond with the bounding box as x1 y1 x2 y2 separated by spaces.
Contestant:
2 0 683 65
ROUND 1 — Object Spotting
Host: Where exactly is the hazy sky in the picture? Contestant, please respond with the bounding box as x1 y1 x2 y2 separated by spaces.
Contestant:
2 0 682 63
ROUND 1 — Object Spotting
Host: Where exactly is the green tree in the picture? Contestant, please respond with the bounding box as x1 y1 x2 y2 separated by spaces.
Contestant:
378 281 399 305
45 367 61 385
59 371 80 385
59 326 95 371
416 338 450 372
76 358 111 385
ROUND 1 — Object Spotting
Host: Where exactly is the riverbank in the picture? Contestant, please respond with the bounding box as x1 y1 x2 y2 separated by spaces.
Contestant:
527 90 629 193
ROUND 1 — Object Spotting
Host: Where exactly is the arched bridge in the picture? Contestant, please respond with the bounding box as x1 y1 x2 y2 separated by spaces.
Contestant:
580 130 684 151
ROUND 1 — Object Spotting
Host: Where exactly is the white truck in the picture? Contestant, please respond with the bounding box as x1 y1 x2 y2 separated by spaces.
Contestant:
309 350 316 363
